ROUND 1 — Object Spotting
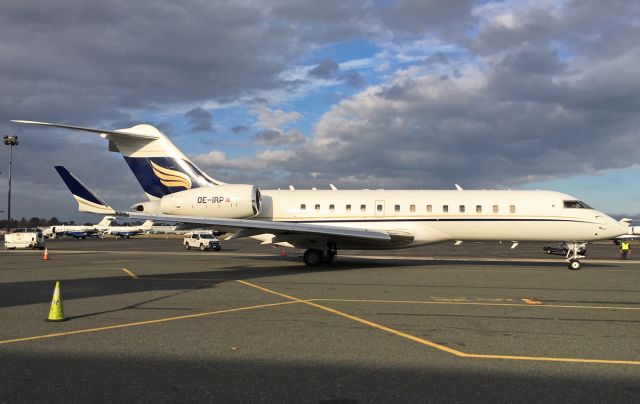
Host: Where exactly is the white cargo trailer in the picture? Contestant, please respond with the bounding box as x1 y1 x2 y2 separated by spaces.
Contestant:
4 228 45 249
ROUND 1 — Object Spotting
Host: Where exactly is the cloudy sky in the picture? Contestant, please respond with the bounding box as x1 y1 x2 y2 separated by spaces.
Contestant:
1 0 639 222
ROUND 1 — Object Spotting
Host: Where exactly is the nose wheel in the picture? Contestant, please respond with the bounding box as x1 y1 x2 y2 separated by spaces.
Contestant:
565 242 586 270
568 258 581 270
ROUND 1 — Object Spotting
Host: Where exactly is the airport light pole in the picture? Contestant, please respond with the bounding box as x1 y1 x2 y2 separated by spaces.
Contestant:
4 135 18 232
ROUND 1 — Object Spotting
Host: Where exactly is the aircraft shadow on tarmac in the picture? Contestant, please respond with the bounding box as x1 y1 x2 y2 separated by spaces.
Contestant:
247 254 619 270
0 254 622 311
0 260 370 311
0 267 302 310
1 351 638 403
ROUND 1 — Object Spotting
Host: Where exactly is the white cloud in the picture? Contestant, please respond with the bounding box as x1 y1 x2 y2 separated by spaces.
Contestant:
254 107 303 129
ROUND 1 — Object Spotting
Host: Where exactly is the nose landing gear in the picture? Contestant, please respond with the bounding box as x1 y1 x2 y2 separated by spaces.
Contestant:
565 242 587 270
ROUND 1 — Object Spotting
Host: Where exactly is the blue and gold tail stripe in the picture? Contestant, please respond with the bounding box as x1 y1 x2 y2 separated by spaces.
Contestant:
150 161 192 190
123 157 215 198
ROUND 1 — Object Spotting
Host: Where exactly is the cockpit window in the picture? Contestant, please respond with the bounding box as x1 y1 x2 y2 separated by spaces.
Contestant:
563 200 592 209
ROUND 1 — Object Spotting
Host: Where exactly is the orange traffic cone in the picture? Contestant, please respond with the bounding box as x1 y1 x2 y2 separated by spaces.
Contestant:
42 247 49 261
281 247 286 257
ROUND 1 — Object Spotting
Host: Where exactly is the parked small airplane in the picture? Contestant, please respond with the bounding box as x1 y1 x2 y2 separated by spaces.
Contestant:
95 217 154 238
43 217 112 239
16 119 630 269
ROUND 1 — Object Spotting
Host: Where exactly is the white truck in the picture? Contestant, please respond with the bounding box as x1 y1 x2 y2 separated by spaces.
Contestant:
183 232 222 251
4 228 45 250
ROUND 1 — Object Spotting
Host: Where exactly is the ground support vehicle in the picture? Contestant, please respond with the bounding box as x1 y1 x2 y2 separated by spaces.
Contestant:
183 233 221 251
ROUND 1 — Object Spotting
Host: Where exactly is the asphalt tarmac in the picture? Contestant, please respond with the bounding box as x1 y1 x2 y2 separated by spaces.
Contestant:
1 238 639 403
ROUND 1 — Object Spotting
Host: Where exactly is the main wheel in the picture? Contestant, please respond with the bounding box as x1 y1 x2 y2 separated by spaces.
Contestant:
200 243 206 251
324 253 335 264
303 249 322 266
185 243 190 250
568 259 581 270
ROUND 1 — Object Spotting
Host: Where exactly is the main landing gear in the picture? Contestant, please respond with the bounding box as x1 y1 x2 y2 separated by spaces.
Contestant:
565 242 587 270
303 243 337 266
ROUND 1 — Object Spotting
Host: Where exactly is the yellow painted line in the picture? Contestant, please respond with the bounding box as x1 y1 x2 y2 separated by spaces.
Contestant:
464 353 640 366
310 298 640 311
237 281 640 366
236 280 466 357
121 267 138 280
476 298 515 302
521 298 543 305
432 297 469 302
143 277 236 282
0 300 299 346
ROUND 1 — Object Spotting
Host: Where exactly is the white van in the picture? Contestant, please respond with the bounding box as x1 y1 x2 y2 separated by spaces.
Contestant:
4 228 45 250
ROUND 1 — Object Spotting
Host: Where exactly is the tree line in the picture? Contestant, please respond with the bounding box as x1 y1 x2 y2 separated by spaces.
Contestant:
0 217 91 228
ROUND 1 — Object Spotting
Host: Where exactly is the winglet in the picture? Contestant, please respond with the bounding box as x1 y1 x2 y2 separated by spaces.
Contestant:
54 166 116 214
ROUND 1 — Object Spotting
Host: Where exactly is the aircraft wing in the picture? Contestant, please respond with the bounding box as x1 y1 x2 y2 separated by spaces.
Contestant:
126 212 392 242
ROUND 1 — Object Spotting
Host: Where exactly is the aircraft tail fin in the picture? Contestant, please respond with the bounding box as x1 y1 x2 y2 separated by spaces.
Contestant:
14 120 224 200
141 220 154 229
96 216 116 227
54 166 116 215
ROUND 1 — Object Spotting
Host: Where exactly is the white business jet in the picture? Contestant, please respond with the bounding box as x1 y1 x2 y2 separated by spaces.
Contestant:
93 216 154 238
14 120 629 269
43 216 112 239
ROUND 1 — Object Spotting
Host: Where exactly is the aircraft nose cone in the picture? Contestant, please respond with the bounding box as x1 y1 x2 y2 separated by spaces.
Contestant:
594 214 628 239
606 222 629 239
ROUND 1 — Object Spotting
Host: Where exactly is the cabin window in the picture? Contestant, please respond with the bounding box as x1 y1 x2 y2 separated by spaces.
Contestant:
493 205 499 213
476 205 482 213
426 205 432 213
563 200 592 209
360 204 366 212
377 204 383 212
329 204 335 212
443 205 449 213
395 204 400 212
410 204 416 212
300 204 306 211
346 204 351 212
315 204 320 211
459 205 465 213
510 205 516 213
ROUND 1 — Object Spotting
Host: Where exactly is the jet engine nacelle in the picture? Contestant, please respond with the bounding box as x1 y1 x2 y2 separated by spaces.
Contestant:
159 185 261 218
131 200 163 214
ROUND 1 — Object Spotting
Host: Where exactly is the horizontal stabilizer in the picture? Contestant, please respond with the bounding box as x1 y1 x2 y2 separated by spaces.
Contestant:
12 120 158 140
54 166 116 214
